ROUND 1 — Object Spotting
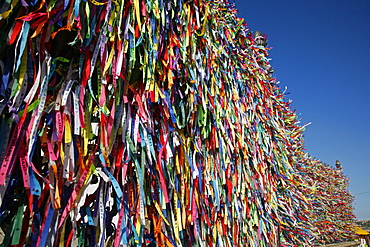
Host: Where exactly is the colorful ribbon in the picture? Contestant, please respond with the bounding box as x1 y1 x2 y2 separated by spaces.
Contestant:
0 0 355 246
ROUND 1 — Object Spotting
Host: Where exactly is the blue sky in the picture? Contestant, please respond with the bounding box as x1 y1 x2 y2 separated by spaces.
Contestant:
234 0 370 220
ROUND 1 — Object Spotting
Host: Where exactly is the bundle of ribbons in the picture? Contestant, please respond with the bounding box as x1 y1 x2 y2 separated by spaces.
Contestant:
0 0 354 246
296 157 356 245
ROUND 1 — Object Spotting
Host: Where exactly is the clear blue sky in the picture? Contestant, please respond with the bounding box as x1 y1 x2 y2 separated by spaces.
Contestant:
234 0 370 220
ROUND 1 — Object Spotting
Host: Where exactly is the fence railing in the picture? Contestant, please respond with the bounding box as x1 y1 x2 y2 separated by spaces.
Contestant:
317 241 361 247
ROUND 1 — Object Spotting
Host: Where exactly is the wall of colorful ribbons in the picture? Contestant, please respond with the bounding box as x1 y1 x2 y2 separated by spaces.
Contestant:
297 157 356 245
0 0 355 246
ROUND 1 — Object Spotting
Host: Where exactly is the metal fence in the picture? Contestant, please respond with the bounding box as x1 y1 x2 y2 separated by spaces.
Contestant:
317 241 361 247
